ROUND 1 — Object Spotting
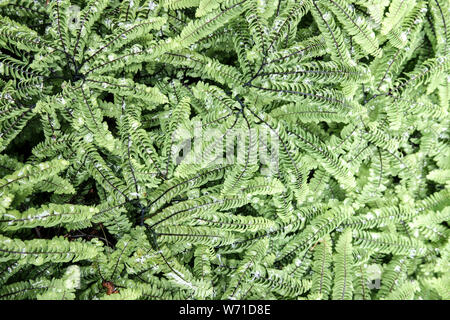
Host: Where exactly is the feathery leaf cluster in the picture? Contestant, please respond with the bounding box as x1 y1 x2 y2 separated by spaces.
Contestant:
0 0 448 300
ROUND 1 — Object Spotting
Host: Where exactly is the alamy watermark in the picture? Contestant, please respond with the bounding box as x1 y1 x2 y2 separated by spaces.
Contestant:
366 264 382 289
170 120 280 175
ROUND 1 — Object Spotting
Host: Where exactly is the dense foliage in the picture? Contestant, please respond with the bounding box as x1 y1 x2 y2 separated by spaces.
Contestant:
0 0 448 300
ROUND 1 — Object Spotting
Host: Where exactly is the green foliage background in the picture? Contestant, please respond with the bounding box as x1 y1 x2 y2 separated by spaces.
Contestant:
0 0 448 300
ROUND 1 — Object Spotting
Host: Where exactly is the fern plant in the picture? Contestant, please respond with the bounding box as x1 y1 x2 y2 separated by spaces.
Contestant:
0 0 448 300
